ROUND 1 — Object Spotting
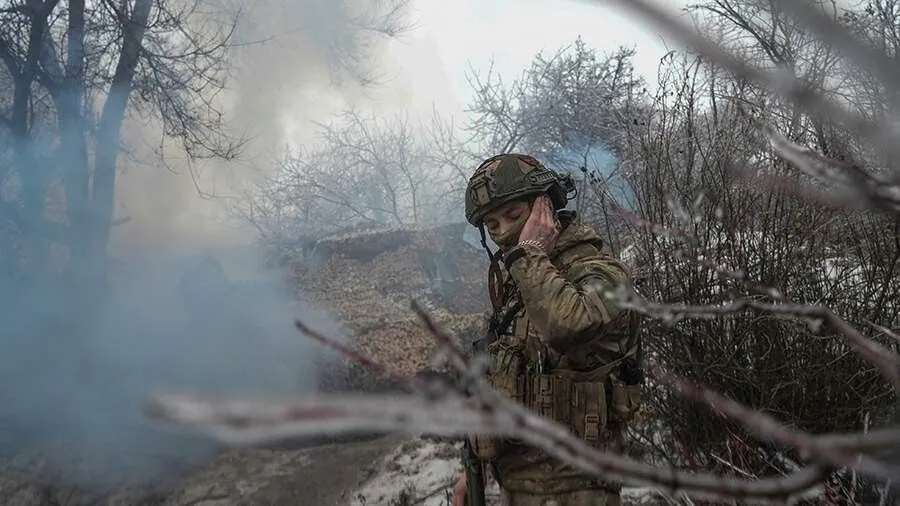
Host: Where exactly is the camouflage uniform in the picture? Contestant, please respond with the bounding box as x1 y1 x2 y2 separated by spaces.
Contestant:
464 154 643 506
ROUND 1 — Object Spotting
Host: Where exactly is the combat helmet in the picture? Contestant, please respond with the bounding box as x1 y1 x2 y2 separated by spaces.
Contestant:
464 153 575 227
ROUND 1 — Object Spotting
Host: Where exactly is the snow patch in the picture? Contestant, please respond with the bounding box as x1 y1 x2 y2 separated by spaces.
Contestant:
345 437 667 505
346 438 478 505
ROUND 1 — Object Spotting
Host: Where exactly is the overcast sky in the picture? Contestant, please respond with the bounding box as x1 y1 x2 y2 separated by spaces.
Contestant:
360 0 689 118
279 0 693 140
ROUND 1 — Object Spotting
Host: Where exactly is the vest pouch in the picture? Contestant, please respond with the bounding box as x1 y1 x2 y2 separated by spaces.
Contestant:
470 433 502 462
609 372 642 423
489 341 526 401
527 374 572 425
571 381 610 448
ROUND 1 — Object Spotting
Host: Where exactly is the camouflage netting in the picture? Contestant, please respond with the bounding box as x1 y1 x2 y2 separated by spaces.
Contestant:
287 234 490 393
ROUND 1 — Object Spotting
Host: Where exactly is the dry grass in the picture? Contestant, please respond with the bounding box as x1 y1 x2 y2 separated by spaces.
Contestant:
289 244 487 387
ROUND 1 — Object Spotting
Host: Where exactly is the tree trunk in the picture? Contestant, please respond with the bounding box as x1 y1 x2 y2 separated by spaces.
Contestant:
59 0 90 277
87 0 153 283
11 0 60 273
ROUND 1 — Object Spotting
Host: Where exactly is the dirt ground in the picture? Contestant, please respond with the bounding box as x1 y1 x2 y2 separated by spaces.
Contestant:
0 432 667 506
0 434 411 506
161 435 410 506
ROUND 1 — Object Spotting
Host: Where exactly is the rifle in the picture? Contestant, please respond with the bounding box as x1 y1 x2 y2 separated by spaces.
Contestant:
462 438 487 506
416 306 515 506
414 368 488 505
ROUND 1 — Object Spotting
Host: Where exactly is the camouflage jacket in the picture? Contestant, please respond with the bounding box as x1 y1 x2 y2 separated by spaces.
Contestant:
488 210 637 372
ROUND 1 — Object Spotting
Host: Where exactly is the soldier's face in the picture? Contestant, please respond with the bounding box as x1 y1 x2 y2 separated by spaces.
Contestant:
484 200 531 249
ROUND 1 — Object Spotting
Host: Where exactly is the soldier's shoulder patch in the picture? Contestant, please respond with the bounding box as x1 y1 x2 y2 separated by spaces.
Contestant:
566 256 629 287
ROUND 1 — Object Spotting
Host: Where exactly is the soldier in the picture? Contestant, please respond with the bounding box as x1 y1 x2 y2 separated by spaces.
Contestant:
452 153 643 506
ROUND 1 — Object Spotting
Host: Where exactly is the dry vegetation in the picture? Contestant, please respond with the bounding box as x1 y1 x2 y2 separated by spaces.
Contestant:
287 234 489 391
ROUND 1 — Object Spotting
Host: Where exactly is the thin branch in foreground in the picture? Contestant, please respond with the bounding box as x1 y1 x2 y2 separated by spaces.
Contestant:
144 390 829 504
410 298 469 362
145 305 839 504
775 0 900 103
293 319 408 384
819 428 900 455
583 0 900 177
409 298 492 387
755 120 900 216
868 321 900 347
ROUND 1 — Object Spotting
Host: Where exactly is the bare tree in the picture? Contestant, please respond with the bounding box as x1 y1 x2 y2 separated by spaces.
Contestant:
0 0 414 289
0 0 244 288
238 108 470 246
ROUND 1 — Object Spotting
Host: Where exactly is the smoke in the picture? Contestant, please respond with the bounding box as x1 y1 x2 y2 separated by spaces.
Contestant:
113 0 413 251
554 142 635 210
0 0 410 493
0 247 345 489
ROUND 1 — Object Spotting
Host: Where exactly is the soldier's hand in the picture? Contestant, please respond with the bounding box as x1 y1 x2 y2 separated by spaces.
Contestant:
518 195 559 253
451 472 467 506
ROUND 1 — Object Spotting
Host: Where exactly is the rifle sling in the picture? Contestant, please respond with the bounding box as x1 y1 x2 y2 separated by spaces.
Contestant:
493 299 524 336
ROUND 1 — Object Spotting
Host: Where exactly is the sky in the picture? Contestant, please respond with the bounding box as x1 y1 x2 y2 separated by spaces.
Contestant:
290 0 694 126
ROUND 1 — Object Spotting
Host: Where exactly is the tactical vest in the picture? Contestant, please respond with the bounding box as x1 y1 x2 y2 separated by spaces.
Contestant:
471 240 643 462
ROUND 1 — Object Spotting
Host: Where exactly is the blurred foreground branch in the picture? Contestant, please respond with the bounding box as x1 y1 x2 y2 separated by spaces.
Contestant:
145 298 900 504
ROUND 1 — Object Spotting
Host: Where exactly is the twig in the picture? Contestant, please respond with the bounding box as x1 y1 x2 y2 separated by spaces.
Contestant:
145 389 829 504
585 0 900 170
614 289 900 391
656 368 900 482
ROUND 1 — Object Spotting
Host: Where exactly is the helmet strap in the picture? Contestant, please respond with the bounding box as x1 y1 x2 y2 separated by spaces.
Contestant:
477 224 496 264
478 225 506 311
